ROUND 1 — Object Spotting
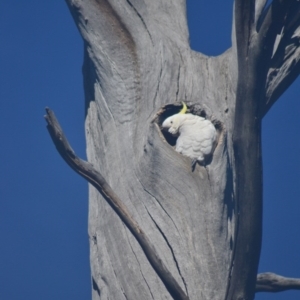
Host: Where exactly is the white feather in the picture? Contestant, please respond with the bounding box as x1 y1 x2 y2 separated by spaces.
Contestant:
162 113 217 163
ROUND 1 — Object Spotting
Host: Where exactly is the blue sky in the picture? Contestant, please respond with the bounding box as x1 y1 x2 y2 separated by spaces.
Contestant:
0 1 299 299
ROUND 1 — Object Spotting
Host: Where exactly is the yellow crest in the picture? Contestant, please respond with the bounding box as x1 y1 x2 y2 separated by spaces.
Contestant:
179 102 187 114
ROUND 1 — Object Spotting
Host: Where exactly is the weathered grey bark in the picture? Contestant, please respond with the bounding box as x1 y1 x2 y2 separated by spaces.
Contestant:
60 0 300 299
45 107 188 299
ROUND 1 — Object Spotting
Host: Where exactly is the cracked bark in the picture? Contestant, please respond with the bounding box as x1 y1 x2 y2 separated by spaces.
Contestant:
146 210 188 296
49 0 300 299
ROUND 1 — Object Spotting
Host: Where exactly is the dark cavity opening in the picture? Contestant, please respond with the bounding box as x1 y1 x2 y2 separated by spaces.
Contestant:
155 103 184 146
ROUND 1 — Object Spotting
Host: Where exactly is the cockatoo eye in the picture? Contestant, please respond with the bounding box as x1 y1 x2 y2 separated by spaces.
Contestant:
170 121 173 124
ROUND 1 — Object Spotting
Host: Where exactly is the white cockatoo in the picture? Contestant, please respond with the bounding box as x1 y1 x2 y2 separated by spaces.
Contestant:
162 102 217 167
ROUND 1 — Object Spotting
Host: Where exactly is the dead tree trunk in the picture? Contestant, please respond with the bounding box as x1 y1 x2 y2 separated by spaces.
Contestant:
51 0 300 299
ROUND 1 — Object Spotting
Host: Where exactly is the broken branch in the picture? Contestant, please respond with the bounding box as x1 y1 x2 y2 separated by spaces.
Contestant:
256 272 300 292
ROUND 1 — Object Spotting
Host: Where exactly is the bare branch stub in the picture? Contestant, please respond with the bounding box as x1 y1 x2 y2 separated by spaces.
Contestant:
256 272 300 293
258 0 292 54
44 107 189 300
259 0 300 116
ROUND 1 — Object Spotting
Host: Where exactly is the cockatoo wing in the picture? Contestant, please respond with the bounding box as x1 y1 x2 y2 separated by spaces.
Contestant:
193 120 217 155
176 134 205 161
175 115 216 162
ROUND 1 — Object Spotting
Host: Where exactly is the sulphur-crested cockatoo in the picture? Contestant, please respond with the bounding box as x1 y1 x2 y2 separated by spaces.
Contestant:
162 102 217 167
